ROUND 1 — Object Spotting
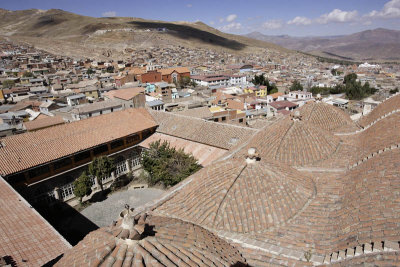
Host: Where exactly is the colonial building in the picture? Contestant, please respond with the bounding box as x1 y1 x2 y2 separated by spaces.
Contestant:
0 108 157 205
102 87 146 109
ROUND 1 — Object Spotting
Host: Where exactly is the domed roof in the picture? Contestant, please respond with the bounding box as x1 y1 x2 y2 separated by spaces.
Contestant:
297 101 359 133
56 212 244 266
238 114 341 166
155 155 315 234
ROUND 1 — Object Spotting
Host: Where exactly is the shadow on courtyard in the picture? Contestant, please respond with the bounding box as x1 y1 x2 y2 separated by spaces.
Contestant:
33 200 99 246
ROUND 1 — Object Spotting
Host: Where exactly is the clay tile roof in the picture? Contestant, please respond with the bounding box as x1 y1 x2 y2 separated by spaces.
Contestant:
103 87 144 101
227 99 245 110
0 177 70 266
140 132 227 166
0 108 157 177
358 93 400 127
297 101 360 133
128 67 146 75
339 149 400 249
56 214 245 266
237 116 341 166
149 110 257 150
156 158 315 234
71 100 122 114
176 106 212 119
350 112 400 159
24 115 65 131
269 100 298 109
269 92 284 99
159 67 190 76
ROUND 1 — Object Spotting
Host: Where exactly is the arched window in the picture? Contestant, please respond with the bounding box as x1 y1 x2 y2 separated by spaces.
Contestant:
129 150 141 169
115 155 127 176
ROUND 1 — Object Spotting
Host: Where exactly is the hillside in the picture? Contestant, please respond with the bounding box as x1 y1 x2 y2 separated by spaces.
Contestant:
246 28 400 62
0 8 289 60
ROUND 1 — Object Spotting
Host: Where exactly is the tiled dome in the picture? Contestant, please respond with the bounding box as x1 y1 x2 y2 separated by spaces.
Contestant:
56 212 245 266
238 114 341 166
297 101 359 133
156 156 315 234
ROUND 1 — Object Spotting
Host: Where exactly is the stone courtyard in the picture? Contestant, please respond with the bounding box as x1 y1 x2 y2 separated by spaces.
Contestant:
81 187 164 227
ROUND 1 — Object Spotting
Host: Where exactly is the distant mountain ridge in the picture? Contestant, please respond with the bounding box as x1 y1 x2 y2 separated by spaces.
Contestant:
0 8 289 60
245 28 400 62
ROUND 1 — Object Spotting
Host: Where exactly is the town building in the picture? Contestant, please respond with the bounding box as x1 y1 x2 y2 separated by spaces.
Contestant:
0 108 157 205
103 87 146 109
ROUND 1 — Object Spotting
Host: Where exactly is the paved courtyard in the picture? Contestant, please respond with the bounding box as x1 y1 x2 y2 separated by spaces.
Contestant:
81 188 165 227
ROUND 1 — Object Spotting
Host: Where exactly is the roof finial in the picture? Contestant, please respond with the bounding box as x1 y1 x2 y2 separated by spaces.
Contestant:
291 110 302 121
246 147 259 164
315 94 322 102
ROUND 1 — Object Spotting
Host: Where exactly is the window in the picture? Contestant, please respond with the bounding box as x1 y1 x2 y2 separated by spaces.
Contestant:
100 110 103 115
129 151 141 168
239 118 244 123
126 134 140 144
94 144 108 155
115 156 127 176
110 139 124 150
111 108 113 112
29 165 50 179
54 158 72 170
89 113 92 117
74 150 91 162
60 183 75 200
222 117 226 121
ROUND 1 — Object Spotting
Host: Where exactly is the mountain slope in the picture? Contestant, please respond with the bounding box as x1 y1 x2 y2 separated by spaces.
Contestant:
246 28 400 62
0 8 289 60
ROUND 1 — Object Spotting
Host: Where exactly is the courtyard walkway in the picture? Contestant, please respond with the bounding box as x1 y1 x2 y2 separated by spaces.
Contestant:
81 187 165 227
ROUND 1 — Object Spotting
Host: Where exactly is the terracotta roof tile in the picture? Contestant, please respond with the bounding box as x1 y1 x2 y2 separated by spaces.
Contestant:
0 177 70 266
103 87 145 101
297 101 360 133
24 115 65 131
176 106 212 119
149 110 257 150
56 214 244 266
236 116 341 166
358 93 400 127
140 132 227 166
156 158 315 234
159 67 190 76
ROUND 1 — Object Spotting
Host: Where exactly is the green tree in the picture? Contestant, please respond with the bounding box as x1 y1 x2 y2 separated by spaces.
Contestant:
106 66 114 73
87 68 95 75
252 74 278 94
2 80 15 89
88 156 116 192
342 73 377 100
142 140 202 187
344 73 357 84
73 171 92 203
289 80 303 91
178 76 191 88
22 71 34 78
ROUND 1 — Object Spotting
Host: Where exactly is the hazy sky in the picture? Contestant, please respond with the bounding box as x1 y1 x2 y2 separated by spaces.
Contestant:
2 0 400 36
